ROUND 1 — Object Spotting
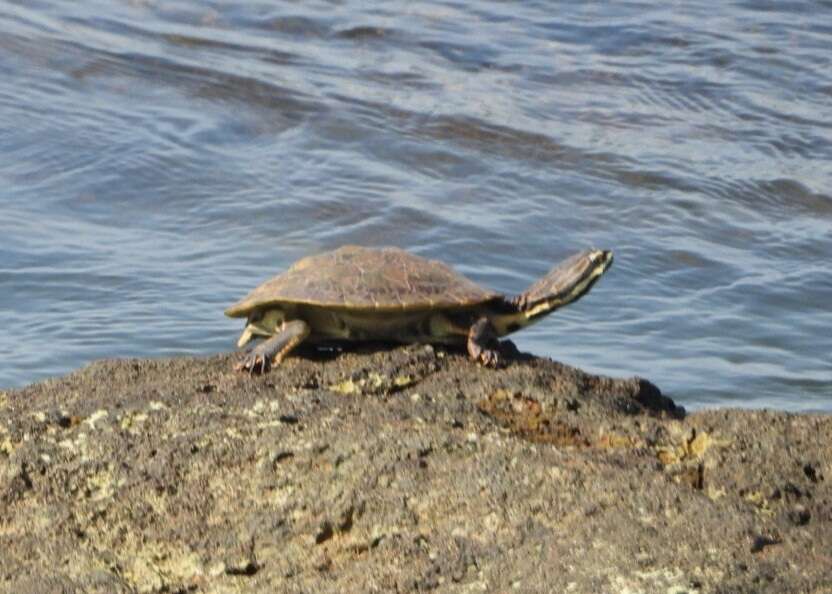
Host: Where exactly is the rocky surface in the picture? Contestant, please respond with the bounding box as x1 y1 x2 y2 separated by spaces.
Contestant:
1 345 830 593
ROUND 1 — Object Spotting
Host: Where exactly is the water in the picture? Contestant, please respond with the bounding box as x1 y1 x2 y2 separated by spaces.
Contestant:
1 0 830 411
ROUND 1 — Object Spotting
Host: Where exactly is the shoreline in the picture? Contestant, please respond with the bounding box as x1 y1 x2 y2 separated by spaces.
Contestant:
1 347 829 592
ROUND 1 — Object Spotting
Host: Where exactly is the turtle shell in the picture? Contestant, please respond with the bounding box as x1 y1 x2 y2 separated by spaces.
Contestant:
225 245 500 317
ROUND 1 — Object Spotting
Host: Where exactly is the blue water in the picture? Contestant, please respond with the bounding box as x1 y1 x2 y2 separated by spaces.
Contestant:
1 0 831 411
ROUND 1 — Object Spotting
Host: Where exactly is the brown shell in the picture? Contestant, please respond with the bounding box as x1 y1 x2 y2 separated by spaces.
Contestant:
225 245 500 317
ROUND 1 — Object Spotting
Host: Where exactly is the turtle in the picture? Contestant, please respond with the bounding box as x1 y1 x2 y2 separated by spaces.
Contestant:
225 245 613 373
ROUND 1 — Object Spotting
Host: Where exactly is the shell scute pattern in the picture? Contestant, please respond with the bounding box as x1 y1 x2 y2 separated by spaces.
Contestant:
225 246 500 316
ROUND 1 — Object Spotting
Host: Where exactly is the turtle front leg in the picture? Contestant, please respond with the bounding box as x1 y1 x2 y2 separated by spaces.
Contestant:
235 320 310 374
467 317 501 368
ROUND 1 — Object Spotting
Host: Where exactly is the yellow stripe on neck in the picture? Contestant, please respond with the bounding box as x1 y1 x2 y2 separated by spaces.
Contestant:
490 264 606 337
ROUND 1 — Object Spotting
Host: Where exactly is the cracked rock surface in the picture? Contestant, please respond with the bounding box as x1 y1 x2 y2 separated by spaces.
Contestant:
1 346 830 593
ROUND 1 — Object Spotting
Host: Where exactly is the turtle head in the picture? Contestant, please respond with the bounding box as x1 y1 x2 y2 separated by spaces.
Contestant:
491 249 612 335
518 248 612 318
236 308 287 348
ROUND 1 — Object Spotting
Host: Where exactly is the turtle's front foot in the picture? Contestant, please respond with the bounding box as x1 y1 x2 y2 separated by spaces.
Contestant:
233 320 311 375
467 317 502 368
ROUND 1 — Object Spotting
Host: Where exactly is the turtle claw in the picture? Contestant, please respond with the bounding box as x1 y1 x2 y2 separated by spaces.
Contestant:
478 349 501 368
235 352 271 374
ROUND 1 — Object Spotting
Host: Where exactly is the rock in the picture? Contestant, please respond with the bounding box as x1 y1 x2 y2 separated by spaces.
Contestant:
0 346 830 592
